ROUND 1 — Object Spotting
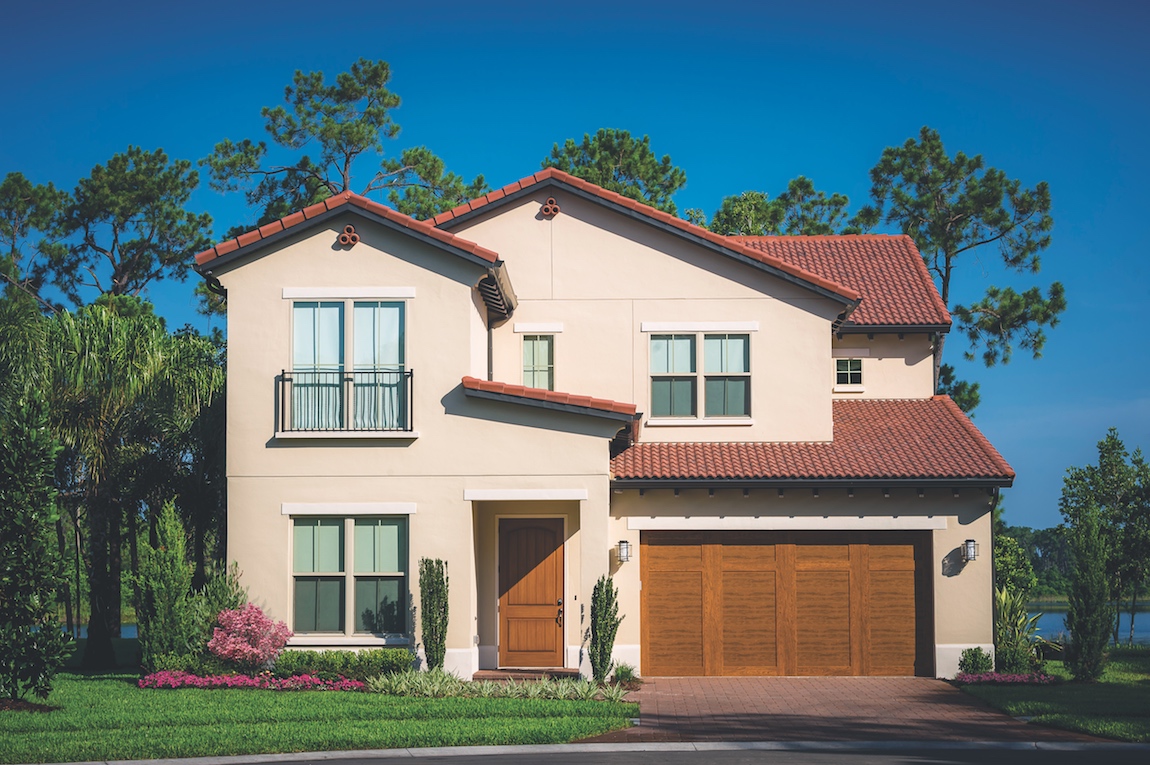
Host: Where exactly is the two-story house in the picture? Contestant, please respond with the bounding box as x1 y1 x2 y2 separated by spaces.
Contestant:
194 168 1013 680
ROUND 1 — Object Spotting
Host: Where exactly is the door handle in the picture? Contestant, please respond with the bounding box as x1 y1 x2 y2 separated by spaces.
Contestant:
556 606 563 627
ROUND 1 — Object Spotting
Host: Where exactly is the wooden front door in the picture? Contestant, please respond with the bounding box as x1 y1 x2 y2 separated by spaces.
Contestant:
499 518 564 668
641 531 932 676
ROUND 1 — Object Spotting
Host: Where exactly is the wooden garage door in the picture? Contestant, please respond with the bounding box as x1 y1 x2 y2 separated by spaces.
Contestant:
640 532 932 676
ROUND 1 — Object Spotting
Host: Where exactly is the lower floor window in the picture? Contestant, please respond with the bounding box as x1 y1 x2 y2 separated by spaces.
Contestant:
293 516 408 635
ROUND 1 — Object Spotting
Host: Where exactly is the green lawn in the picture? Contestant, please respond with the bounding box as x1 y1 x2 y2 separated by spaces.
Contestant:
0 672 638 764
961 647 1150 742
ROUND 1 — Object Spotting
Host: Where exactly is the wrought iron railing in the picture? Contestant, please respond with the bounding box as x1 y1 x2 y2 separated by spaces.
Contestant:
278 369 413 432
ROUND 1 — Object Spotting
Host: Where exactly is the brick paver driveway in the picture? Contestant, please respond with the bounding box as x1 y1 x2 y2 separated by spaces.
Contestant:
585 677 1100 743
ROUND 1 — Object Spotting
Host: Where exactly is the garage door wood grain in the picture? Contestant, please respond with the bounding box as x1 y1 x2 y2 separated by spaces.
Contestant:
640 532 932 677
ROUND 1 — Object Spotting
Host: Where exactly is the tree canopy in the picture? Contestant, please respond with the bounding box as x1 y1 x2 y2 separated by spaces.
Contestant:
687 176 852 236
202 58 486 228
853 127 1065 406
542 128 686 214
0 172 68 309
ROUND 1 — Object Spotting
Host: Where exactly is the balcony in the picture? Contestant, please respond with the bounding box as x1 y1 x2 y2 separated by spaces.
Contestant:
277 369 414 434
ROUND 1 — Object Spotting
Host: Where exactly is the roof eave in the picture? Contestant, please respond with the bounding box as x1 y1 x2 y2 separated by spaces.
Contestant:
463 387 640 423
195 205 498 277
837 323 952 335
610 476 1014 489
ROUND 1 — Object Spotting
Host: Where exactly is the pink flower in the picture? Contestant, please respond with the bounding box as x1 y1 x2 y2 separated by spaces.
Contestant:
954 672 1058 685
206 603 293 671
138 670 365 692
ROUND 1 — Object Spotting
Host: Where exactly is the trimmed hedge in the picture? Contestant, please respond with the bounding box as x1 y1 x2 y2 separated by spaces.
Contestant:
272 648 413 681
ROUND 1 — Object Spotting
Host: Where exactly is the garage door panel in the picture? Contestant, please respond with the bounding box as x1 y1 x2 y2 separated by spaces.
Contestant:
722 570 778 672
796 570 852 671
868 543 917 571
868 570 917 674
795 544 850 568
646 571 704 675
720 541 777 571
645 537 703 571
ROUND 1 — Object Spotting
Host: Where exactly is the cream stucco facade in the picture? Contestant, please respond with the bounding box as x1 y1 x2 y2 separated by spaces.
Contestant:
202 174 1010 681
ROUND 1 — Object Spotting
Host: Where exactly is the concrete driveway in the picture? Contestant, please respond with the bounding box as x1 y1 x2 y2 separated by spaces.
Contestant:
583 677 1101 743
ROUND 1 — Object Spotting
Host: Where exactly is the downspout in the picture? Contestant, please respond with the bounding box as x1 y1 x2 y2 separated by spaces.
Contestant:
487 324 494 382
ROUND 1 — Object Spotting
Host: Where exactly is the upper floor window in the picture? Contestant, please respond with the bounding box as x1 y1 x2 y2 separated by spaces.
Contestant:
293 516 408 635
523 334 554 390
650 333 750 419
286 300 410 432
836 358 862 386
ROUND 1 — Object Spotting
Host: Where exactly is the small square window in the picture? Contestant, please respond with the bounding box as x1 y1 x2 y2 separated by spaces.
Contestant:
836 358 862 386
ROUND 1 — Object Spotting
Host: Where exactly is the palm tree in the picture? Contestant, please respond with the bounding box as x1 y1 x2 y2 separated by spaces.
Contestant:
45 301 223 668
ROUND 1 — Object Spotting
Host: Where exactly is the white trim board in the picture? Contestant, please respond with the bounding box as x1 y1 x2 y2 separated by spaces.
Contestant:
514 322 564 333
625 515 947 531
282 287 416 299
281 502 417 516
464 489 588 501
641 321 759 332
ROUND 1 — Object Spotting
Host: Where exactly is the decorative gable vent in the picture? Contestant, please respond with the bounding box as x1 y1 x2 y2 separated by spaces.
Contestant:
541 197 560 217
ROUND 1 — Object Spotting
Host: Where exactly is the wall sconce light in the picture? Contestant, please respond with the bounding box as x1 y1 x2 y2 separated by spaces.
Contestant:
617 540 632 563
962 539 979 562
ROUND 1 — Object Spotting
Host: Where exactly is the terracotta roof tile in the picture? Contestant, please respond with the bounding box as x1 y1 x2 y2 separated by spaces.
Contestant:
462 376 637 417
732 235 950 328
193 191 500 268
610 397 1012 482
430 168 861 304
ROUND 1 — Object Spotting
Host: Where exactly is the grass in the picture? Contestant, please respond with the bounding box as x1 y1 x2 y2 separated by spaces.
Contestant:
0 672 638 763
961 646 1150 742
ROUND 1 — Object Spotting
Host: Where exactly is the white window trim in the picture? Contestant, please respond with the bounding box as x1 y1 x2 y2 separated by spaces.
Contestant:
275 430 420 440
283 287 416 299
291 515 410 639
642 321 759 333
514 322 564 333
282 502 417 516
831 347 870 358
463 489 588 501
833 385 866 394
646 418 755 427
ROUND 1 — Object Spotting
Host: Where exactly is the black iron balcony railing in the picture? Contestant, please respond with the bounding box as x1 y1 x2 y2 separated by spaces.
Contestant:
278 369 413 433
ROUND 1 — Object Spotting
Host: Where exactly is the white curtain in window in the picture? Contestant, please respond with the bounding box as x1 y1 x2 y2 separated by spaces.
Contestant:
292 302 344 429
353 302 405 429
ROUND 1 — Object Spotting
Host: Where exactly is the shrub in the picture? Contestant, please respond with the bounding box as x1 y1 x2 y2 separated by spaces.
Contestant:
954 671 1059 685
136 502 197 672
612 662 638 685
272 648 411 681
419 559 449 671
1065 503 1113 681
0 394 72 700
958 647 994 675
188 564 246 651
207 603 292 672
993 586 1042 674
587 575 622 683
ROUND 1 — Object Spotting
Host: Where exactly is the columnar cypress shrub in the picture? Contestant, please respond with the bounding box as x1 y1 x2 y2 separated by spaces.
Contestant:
0 396 72 700
419 558 449 671
136 502 197 671
588 575 622 683
1066 503 1114 681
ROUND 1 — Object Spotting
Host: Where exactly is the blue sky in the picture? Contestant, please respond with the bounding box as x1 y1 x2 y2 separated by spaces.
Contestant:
5 0 1147 529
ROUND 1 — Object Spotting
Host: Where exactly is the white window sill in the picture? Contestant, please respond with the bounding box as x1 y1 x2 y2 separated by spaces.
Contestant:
288 635 411 647
832 385 866 394
275 431 420 440
645 418 755 427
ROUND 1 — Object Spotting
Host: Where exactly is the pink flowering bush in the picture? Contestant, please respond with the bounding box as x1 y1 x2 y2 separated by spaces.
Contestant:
206 603 292 671
954 671 1060 685
139 670 364 692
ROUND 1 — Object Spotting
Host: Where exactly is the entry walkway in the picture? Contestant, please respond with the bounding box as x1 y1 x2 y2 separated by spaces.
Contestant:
584 677 1101 743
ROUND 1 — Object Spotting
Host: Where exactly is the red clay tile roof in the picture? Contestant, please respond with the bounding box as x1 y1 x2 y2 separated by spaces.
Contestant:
611 397 1013 483
732 235 950 328
432 168 862 304
462 376 637 417
194 191 499 268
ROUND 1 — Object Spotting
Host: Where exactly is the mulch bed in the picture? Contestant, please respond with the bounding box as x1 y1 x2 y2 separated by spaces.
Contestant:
0 698 59 713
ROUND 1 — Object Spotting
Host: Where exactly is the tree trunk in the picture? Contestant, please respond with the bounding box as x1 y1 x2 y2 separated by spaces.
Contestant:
128 508 141 621
110 499 122 638
56 517 74 636
81 490 117 669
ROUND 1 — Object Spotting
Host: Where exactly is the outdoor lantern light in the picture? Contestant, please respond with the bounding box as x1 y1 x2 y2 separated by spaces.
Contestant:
962 539 979 562
617 540 632 563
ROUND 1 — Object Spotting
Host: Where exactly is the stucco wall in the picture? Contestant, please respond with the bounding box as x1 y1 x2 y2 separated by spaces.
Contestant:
831 333 935 400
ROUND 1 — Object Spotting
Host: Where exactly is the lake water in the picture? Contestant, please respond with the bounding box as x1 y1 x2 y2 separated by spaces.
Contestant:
1031 610 1150 645
67 624 138 639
